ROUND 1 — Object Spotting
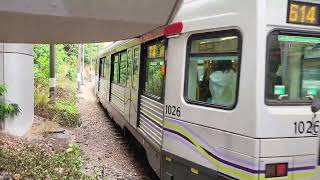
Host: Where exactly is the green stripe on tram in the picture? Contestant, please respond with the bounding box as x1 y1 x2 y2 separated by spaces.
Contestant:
278 35 320 43
140 109 163 125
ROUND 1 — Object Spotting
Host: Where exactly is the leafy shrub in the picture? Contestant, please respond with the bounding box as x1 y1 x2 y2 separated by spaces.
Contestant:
66 68 77 81
34 87 50 109
52 99 80 127
0 84 20 123
0 143 91 179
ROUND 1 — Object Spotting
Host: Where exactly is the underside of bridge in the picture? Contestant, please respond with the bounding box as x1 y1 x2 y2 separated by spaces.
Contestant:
0 0 182 43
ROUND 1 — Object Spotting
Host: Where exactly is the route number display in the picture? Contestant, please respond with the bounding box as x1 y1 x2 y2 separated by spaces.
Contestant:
287 1 319 26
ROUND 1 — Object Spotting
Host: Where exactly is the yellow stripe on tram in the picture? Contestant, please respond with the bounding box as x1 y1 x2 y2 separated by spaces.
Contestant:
140 109 163 125
163 121 315 180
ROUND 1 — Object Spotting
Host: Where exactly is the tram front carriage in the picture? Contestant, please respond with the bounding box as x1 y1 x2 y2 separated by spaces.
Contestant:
95 0 320 179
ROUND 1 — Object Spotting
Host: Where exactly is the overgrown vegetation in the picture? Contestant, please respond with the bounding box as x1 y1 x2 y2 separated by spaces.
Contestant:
34 44 79 127
0 141 90 179
33 44 104 127
0 84 20 125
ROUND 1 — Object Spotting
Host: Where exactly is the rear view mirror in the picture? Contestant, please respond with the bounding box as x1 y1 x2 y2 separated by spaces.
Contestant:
311 99 320 113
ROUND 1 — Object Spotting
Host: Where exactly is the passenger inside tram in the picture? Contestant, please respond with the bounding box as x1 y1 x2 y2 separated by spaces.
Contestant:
186 34 240 108
266 34 320 102
208 60 236 106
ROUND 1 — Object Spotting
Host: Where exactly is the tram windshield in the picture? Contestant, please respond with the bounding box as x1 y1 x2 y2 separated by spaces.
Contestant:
266 32 320 104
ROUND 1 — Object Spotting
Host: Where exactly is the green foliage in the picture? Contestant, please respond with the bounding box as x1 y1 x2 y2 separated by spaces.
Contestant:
0 143 91 179
34 44 50 87
66 143 81 157
0 84 8 96
34 87 50 109
34 44 80 127
84 43 105 65
52 98 80 127
145 60 164 97
0 85 21 122
33 44 78 86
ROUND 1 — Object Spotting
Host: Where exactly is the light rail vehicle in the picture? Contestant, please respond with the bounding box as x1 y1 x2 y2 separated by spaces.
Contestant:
95 0 320 179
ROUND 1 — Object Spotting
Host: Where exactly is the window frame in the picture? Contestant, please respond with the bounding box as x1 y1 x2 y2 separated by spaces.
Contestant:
127 48 133 88
105 57 111 81
183 29 242 110
111 53 120 84
142 38 166 102
119 51 128 87
264 29 320 106
132 46 140 90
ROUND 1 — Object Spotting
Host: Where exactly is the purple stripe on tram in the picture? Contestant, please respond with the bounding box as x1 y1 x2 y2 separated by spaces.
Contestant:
163 127 263 174
288 166 316 172
140 113 162 131
140 112 163 129
141 116 161 134
165 117 258 168
164 127 316 175
163 131 217 170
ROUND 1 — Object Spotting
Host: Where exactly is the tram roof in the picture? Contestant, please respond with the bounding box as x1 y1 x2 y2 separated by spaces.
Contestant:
0 0 182 43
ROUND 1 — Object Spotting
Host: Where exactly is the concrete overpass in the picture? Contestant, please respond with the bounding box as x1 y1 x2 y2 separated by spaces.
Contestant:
0 0 182 136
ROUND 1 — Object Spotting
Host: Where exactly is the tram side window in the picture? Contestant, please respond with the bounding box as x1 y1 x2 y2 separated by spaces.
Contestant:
101 58 105 78
95 60 98 76
144 42 165 98
133 47 140 90
185 30 241 108
119 52 127 86
112 54 119 83
103 58 107 78
127 49 133 87
105 58 110 80
266 32 320 103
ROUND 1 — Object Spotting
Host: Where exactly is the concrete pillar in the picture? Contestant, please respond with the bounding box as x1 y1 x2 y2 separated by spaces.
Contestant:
0 43 34 136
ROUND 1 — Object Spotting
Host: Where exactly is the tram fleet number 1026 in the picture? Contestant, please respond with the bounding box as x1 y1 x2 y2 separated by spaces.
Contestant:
294 120 319 135
165 105 181 117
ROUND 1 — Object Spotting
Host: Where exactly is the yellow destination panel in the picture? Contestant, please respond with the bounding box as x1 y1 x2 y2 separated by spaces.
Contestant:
287 1 319 26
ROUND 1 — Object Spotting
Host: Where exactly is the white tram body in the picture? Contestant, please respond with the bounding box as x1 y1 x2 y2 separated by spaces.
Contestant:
95 0 320 179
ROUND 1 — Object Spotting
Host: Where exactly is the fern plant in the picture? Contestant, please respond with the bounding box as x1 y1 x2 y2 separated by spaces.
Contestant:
0 84 21 123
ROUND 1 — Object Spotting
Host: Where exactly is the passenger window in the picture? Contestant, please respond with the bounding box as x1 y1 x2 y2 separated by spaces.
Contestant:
105 58 110 80
127 49 133 87
112 54 119 83
133 47 140 90
101 58 105 78
119 52 127 86
185 30 241 108
144 42 165 98
103 58 107 79
95 60 98 76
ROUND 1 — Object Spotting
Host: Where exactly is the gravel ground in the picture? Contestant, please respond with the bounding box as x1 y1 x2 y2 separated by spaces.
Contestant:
74 82 159 180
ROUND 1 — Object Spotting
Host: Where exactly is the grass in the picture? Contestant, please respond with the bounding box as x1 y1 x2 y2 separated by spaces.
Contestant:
0 142 91 179
35 77 80 127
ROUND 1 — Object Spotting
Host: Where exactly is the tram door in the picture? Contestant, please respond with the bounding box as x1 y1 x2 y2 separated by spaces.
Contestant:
137 40 165 149
129 46 140 128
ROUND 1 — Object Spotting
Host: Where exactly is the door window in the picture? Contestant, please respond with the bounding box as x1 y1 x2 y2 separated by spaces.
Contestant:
144 42 165 99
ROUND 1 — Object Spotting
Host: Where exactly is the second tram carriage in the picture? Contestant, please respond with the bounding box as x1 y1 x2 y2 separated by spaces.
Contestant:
95 0 320 179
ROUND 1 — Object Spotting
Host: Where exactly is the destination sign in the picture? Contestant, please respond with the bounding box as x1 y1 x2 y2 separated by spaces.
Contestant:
287 1 319 26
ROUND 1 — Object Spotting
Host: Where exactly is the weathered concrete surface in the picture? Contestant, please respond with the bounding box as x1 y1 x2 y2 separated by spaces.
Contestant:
0 44 34 137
